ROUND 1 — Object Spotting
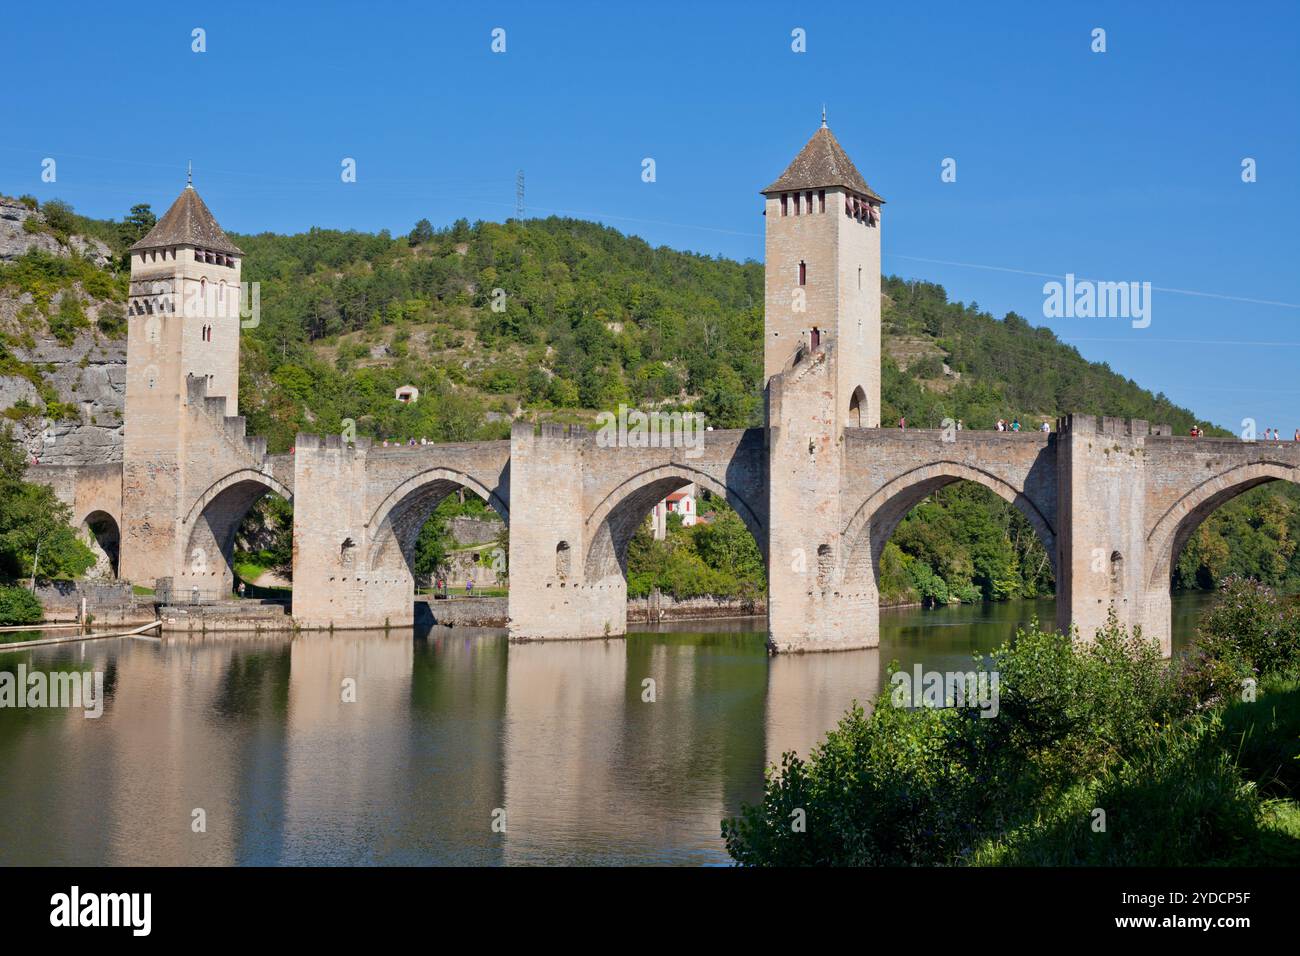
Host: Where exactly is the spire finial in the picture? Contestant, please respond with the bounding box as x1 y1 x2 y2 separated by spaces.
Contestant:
186 161 193 189
821 104 827 128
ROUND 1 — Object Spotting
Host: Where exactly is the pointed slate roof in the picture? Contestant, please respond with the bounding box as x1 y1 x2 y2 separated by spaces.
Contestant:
762 125 885 203
130 185 242 255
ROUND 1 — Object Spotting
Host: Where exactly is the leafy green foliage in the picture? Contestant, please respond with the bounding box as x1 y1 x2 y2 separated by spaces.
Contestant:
232 494 294 581
881 277 1222 435
0 584 42 625
1175 485 1300 593
627 494 765 601
723 581 1300 866
880 483 1053 606
0 427 95 583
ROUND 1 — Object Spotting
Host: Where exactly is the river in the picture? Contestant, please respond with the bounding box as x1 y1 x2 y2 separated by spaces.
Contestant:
0 592 1216 866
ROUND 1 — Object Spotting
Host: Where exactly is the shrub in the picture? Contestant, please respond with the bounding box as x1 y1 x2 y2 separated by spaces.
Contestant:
1176 576 1300 707
0 584 43 625
725 615 1185 866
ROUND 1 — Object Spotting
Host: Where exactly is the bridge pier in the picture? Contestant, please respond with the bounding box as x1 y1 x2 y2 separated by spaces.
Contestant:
1054 415 1169 654
291 434 413 630
507 422 626 640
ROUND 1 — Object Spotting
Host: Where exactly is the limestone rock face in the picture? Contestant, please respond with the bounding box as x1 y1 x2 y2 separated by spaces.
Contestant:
2 317 126 465
0 196 113 265
0 197 61 260
0 215 127 465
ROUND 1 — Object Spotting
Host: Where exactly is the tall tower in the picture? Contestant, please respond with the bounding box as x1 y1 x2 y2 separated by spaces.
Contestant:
761 114 884 427
119 176 243 584
764 118 885 652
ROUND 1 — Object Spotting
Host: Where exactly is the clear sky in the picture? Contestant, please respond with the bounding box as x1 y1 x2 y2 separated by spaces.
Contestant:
4 1 1297 431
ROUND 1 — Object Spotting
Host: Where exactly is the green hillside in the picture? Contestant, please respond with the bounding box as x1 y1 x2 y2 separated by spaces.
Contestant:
3 196 1296 605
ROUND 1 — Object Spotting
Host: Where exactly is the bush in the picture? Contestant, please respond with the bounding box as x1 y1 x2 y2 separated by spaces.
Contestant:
0 584 42 625
1176 576 1300 707
722 596 1300 867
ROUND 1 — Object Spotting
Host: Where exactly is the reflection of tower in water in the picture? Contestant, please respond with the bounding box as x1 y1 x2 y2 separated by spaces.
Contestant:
763 646 881 771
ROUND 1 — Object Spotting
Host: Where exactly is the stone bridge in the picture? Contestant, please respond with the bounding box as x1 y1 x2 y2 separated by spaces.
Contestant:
22 125 1300 654
33 403 1300 655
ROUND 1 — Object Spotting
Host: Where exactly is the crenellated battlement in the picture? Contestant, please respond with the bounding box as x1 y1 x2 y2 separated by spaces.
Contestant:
1058 414 1173 437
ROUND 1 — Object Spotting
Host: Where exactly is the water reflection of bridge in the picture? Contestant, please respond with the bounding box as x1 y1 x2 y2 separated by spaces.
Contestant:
0 624 884 865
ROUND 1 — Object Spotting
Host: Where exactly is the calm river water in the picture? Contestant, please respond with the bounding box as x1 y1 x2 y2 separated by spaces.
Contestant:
0 594 1213 866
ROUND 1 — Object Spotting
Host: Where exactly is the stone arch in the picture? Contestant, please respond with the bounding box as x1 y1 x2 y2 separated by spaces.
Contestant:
180 469 294 594
366 467 509 578
79 509 121 579
849 386 866 428
842 460 1057 585
1145 460 1299 590
583 464 766 582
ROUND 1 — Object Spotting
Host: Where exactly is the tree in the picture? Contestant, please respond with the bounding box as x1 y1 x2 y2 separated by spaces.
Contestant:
408 218 434 246
121 203 157 247
0 427 95 584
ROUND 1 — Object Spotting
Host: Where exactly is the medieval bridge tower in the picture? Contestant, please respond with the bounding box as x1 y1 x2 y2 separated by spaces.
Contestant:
119 176 292 596
33 123 1299 654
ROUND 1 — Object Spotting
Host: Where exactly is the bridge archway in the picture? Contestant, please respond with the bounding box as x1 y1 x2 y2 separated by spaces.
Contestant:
366 467 510 598
583 464 766 586
79 510 120 579
1146 461 1299 592
179 469 294 598
842 460 1057 598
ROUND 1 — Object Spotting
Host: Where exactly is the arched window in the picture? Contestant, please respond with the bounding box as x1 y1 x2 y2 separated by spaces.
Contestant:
556 540 571 577
798 260 807 286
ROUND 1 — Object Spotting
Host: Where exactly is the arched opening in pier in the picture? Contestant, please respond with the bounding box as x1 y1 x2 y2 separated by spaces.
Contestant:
80 510 121 579
178 471 294 605
843 465 1057 613
849 386 866 428
367 468 510 622
584 467 767 626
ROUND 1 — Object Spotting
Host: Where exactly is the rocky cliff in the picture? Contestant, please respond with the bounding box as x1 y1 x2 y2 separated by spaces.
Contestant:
0 195 124 465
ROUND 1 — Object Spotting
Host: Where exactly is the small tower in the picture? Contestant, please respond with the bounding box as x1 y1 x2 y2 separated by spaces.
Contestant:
761 117 884 428
119 175 243 584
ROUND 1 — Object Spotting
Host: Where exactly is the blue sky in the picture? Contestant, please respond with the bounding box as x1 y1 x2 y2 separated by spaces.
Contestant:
4 1 1297 430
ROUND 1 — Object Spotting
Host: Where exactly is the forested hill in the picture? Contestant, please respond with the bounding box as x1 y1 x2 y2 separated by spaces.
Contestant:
220 215 1223 450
